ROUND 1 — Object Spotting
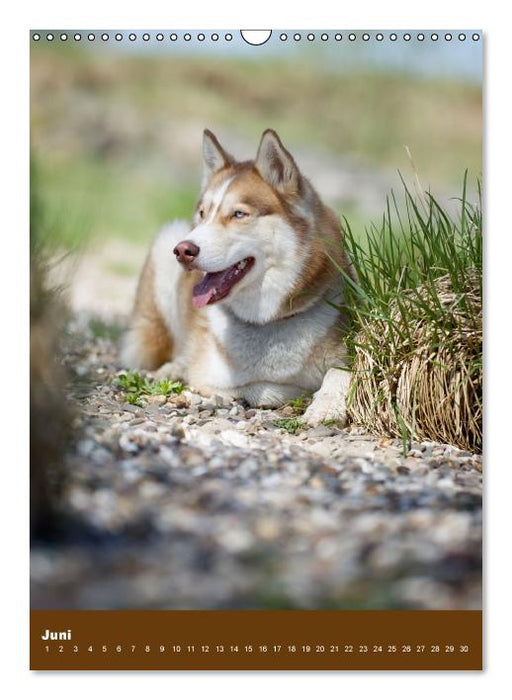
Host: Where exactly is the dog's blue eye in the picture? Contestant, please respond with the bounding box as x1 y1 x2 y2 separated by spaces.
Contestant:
233 210 247 219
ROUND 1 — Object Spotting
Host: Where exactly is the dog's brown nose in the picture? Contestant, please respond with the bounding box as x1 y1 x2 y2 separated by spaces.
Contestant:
173 240 200 264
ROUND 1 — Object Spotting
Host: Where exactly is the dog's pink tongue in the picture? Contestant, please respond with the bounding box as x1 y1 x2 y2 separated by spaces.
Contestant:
192 271 225 308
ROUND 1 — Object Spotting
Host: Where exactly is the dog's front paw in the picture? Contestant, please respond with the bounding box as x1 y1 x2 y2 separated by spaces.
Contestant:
303 368 351 427
303 395 348 427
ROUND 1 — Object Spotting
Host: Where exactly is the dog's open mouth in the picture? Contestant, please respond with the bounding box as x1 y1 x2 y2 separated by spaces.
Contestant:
192 257 255 308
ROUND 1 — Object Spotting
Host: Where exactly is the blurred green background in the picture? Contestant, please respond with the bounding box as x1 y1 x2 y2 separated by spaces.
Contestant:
30 34 482 257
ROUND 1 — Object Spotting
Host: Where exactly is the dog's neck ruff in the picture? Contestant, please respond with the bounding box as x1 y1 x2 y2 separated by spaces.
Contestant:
222 287 341 327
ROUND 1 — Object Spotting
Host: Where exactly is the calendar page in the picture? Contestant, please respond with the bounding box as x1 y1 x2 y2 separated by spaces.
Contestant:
30 29 482 671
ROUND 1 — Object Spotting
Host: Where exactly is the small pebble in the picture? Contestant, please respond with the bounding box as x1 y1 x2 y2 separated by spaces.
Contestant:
408 449 423 458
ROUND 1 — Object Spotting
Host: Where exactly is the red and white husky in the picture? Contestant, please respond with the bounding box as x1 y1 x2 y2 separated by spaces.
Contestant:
122 129 355 425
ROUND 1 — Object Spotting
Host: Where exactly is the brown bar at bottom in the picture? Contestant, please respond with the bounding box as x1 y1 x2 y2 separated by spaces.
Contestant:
31 609 482 671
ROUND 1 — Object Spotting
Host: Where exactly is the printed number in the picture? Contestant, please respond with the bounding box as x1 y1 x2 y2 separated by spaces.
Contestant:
316 645 325 653
45 646 49 653
244 645 253 653
416 645 425 653
344 645 353 653
230 645 239 653
145 645 150 653
259 645 267 653
302 645 311 653
73 645 79 653
131 645 136 652
431 645 440 653
216 645 225 653
59 646 64 653
388 645 396 653
460 645 469 653
102 645 107 653
116 645 122 653
160 645 166 653
359 645 368 653
202 645 210 653
402 645 411 653
172 645 181 653
88 646 93 653
373 645 383 653
187 645 195 653
330 645 339 653
445 645 455 653
273 645 281 653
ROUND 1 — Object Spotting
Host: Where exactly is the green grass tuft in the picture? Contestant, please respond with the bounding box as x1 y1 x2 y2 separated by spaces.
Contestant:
274 418 305 435
116 371 185 406
285 395 312 413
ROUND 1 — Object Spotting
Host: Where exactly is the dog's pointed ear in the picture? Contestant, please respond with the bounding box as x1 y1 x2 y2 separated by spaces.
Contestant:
255 129 300 194
202 129 233 182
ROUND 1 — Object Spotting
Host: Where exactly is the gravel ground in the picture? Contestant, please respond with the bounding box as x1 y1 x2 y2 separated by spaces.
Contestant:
31 315 482 610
